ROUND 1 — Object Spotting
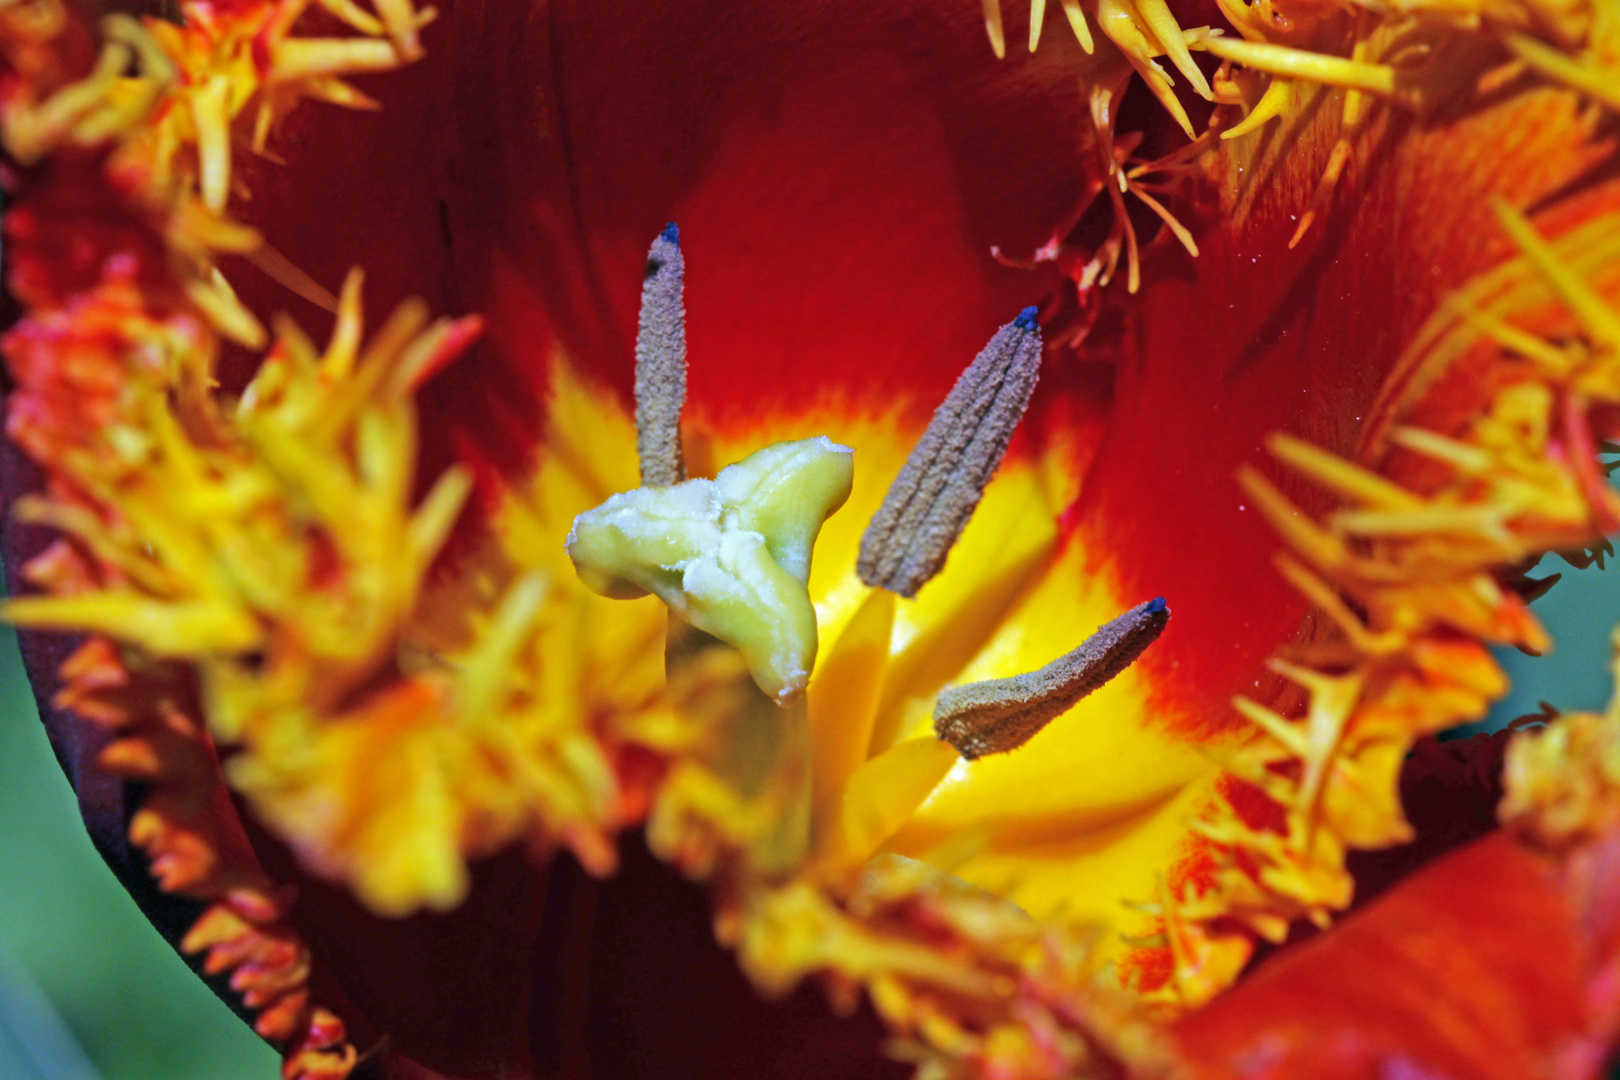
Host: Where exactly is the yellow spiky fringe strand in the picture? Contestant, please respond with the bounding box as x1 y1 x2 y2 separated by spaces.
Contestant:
999 0 1619 269
1129 204 1620 1006
0 2 443 1073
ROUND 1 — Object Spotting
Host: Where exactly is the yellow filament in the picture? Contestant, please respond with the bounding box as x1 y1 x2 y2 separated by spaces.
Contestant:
984 0 1007 58
190 74 232 215
808 589 895 812
271 38 405 82
1493 200 1620 354
245 245 341 314
315 0 385 35
456 572 549 722
1221 74 1292 139
1266 658 1361 816
185 268 267 349
811 737 959 875
1237 467 1351 577
1460 307 1577 378
1132 0 1212 98
1097 0 1195 136
1331 505 1515 542
1505 31 1620 113
375 0 426 59
1194 33 1399 97
320 270 367 380
294 77 381 110
1231 696 1309 756
1267 432 1424 508
1060 0 1095 53
1030 0 1047 50
1128 182 1199 257
1387 427 1494 474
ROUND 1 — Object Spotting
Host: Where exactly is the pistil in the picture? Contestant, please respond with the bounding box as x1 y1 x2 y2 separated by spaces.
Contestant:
569 226 853 706
566 437 852 705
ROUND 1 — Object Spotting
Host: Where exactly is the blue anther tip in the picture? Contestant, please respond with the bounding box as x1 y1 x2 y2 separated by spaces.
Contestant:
1146 597 1168 615
662 221 680 245
1013 305 1039 331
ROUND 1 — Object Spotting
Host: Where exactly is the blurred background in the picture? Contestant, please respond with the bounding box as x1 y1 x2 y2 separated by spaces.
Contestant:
0 551 1614 1080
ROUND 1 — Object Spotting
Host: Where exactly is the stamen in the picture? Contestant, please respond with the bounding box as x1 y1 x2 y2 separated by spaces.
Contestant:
857 308 1042 598
934 598 1170 759
635 222 688 488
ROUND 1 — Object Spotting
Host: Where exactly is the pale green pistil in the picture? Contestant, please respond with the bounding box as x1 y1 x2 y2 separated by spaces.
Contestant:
566 437 854 705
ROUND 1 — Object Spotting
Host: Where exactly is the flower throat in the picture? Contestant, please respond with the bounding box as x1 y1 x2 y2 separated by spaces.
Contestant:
566 224 1170 758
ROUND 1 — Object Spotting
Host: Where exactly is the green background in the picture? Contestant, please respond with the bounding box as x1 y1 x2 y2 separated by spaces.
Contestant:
0 553 1614 1080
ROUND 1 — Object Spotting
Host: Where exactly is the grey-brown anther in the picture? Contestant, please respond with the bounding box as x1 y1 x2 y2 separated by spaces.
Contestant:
635 222 687 487
857 306 1042 598
934 598 1170 759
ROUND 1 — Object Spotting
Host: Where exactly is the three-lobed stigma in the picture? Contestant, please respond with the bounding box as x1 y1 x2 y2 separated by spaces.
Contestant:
567 436 853 705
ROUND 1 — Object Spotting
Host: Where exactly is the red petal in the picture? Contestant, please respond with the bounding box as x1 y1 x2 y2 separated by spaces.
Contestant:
235 1 1105 477
1171 827 1617 1079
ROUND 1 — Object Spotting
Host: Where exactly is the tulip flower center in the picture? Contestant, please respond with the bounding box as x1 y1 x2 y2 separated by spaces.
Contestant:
568 224 1173 749
544 226 1178 896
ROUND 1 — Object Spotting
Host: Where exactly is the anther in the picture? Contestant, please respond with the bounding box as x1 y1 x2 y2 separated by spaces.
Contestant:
635 222 687 487
857 307 1042 598
934 598 1170 759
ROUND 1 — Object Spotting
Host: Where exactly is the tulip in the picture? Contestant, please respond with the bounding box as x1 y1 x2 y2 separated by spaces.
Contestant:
0 1 1618 1078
